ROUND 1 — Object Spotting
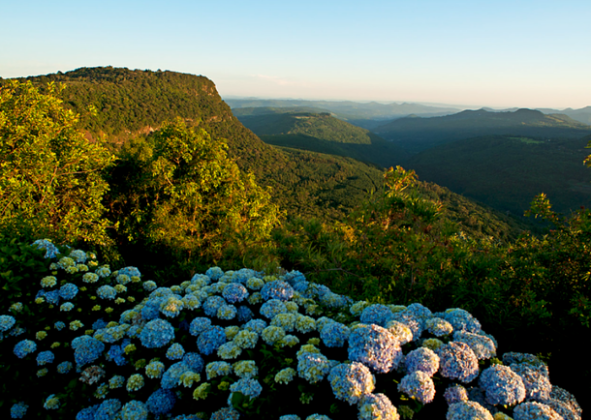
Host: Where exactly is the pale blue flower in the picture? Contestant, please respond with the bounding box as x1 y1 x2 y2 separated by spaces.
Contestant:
0 315 16 332
139 319 175 348
261 280 294 301
328 362 375 405
10 402 28 419
358 393 399 420
398 371 436 404
479 365 526 406
446 401 493 420
14 339 37 358
513 401 563 420
436 341 479 383
348 324 402 373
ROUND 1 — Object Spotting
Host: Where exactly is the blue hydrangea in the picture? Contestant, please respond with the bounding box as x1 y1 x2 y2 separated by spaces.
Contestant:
96 266 112 278
398 371 436 404
513 401 562 420
69 249 88 263
146 388 176 415
14 339 37 358
45 290 60 305
72 335 105 366
320 321 350 348
139 319 175 348
189 317 212 336
36 350 55 366
243 318 267 334
183 352 204 372
283 270 306 286
202 296 226 317
261 280 294 301
297 351 332 383
217 304 238 320
205 266 224 280
478 365 526 406
58 282 79 300
197 325 226 356
358 393 399 420
31 239 60 259
439 308 482 333
206 361 232 379
142 280 157 292
446 401 493 420
118 266 141 278
159 296 184 318
140 299 162 321
229 377 263 399
57 361 73 374
444 384 469 405
389 310 423 341
436 341 480 383
166 343 185 360
92 319 108 330
319 292 349 309
260 299 288 319
10 402 28 419
97 285 117 300
0 315 16 332
237 305 254 323
211 407 240 420
120 400 148 420
360 304 393 326
328 362 375 405
348 324 402 373
404 346 438 373
94 399 122 420
453 331 496 360
510 362 552 401
426 317 454 337
76 405 99 420
106 344 127 366
162 361 190 389
223 282 249 303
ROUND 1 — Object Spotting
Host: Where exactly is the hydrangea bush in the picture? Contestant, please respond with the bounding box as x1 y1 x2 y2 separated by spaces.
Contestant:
0 239 582 420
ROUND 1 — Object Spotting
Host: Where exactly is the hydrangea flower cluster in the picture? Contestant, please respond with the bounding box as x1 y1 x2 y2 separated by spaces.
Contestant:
0 240 583 420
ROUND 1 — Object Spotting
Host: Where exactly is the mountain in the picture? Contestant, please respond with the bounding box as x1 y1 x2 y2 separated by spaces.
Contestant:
226 98 461 120
16 67 384 221
405 134 591 216
537 106 591 125
374 108 591 155
11 67 528 238
236 111 409 168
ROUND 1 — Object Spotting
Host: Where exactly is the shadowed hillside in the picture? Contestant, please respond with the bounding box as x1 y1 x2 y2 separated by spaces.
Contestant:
406 134 591 216
237 111 409 168
374 108 591 155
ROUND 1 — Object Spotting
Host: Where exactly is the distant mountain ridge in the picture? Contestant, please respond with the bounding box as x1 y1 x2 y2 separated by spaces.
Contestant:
236 111 409 168
373 108 591 155
226 98 461 120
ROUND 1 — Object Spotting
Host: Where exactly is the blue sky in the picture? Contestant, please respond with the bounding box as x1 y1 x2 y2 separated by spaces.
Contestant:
1 0 590 108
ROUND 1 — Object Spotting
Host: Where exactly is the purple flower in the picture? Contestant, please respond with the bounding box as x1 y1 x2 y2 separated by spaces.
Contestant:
348 324 402 374
478 365 526 406
404 347 440 376
398 371 436 404
436 341 479 383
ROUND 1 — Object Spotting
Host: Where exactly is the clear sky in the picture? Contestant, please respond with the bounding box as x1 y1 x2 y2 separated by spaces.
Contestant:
1 0 590 109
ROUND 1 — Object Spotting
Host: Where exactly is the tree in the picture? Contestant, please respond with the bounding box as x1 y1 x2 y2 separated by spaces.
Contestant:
0 80 114 244
108 117 281 260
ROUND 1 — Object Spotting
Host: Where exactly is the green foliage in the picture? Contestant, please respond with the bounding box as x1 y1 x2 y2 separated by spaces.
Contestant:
107 118 281 263
0 80 114 245
406 134 591 217
374 108 591 155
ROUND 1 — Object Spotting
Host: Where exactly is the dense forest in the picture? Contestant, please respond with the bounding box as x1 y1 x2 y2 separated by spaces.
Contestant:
0 68 588 420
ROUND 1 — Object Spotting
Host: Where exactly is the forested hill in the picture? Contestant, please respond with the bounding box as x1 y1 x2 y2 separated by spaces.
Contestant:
13 67 526 237
374 108 591 154
236 111 409 168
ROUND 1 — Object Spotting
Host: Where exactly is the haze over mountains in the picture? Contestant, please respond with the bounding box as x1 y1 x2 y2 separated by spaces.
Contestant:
229 96 591 218
12 66 591 227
